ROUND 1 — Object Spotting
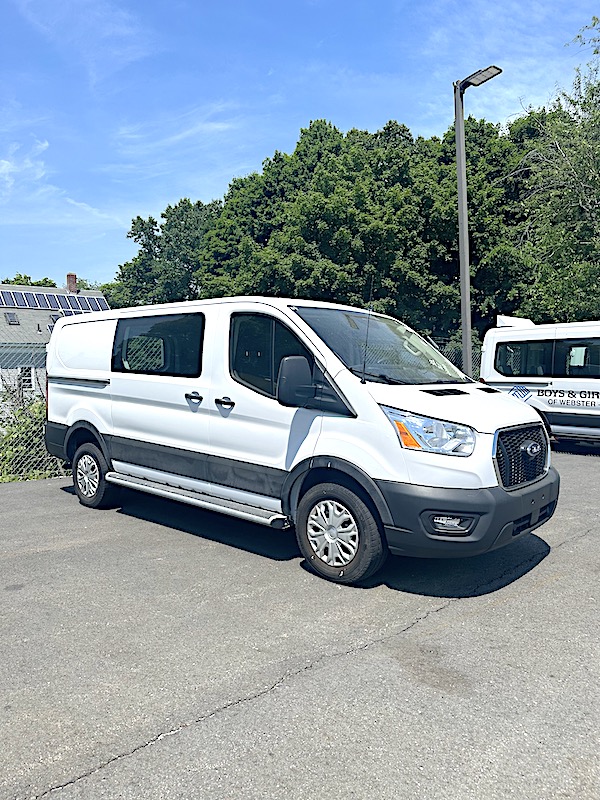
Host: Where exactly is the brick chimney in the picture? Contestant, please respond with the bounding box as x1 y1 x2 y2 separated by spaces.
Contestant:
66 273 77 293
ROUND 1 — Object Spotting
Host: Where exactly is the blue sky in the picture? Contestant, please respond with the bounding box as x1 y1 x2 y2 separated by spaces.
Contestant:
1 0 598 287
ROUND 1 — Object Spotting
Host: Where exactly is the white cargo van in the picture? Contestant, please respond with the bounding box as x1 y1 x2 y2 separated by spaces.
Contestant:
481 316 600 443
45 297 559 584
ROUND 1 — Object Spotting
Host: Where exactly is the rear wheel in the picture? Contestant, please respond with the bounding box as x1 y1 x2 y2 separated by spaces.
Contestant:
295 483 387 584
72 443 119 509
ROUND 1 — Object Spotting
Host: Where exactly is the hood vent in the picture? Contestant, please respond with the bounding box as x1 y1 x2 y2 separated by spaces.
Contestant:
421 388 468 397
478 386 500 394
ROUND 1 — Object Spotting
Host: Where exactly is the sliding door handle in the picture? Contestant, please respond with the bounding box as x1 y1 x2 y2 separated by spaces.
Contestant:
215 396 235 409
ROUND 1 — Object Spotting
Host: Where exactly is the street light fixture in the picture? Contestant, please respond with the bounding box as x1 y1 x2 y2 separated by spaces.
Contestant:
454 65 502 376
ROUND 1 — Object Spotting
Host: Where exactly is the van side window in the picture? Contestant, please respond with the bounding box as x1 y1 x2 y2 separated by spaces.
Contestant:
553 339 600 378
230 314 313 397
495 341 554 377
112 314 204 377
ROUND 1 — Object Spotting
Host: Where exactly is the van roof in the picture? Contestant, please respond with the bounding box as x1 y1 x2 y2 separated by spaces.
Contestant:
55 296 396 323
490 318 600 334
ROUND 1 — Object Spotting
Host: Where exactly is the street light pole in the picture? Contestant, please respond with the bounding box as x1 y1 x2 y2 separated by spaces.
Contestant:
454 65 502 377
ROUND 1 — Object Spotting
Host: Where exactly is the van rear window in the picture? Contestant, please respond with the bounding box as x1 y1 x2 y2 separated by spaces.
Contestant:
495 341 554 377
495 338 600 378
112 313 204 377
553 338 600 378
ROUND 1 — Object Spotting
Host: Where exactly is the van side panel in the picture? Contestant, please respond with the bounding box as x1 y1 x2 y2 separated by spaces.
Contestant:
54 318 115 373
46 318 116 457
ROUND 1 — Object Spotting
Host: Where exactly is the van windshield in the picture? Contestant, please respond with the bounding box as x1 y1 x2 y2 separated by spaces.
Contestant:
293 307 469 385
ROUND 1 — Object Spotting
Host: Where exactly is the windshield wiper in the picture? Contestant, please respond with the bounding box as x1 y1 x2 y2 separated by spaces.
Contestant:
426 378 473 385
348 367 407 385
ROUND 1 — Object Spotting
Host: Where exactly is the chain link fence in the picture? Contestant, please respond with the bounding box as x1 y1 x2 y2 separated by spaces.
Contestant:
0 333 69 482
434 340 482 378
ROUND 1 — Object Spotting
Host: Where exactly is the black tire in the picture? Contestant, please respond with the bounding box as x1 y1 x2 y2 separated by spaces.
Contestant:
72 443 119 509
295 482 387 584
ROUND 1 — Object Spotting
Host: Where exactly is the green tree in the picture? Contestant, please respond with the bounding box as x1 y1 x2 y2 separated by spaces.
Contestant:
112 118 528 338
510 19 600 321
2 273 57 287
104 199 222 308
109 21 600 335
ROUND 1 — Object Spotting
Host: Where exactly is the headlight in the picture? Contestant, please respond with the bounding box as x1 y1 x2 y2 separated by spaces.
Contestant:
381 405 475 456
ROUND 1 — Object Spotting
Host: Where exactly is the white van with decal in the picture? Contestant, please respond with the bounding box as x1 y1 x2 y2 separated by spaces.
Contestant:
45 298 559 584
481 316 600 443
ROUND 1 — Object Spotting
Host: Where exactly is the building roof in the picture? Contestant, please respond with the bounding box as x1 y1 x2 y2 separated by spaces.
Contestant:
0 282 110 347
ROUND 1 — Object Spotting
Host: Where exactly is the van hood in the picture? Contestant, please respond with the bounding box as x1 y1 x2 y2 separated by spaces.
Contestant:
364 382 541 434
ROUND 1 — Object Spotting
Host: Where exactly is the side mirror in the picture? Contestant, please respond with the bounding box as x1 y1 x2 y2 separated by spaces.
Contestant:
277 356 316 407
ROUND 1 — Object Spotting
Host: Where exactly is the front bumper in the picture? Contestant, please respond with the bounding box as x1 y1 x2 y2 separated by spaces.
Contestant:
377 466 559 558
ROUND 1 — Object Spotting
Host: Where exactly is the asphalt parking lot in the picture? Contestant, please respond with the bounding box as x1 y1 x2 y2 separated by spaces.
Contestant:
1 448 599 800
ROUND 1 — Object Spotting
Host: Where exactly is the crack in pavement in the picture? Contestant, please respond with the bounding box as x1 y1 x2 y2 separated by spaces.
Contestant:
461 524 598 598
551 526 597 550
26 528 594 800
28 598 453 800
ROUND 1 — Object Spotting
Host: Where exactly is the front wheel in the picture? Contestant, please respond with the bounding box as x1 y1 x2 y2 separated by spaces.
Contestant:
72 443 119 509
295 483 387 584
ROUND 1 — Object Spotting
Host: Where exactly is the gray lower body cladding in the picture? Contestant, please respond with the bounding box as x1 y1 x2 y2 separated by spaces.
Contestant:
377 467 560 558
46 421 560 559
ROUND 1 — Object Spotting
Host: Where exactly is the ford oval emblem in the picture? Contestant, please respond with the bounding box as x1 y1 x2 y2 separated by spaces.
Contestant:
521 440 541 458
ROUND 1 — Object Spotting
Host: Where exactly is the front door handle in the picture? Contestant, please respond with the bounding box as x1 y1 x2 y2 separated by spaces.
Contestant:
185 391 203 403
215 396 235 409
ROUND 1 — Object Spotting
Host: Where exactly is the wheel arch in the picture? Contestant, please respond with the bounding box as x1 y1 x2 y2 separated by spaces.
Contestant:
282 456 394 528
65 422 111 466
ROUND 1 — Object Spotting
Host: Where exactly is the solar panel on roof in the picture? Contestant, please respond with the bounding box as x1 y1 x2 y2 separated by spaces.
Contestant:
0 287 108 312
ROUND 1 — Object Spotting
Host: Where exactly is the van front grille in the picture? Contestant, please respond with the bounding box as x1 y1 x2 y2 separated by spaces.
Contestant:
495 424 548 489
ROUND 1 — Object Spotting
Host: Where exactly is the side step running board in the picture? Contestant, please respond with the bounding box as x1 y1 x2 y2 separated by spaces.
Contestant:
105 472 291 529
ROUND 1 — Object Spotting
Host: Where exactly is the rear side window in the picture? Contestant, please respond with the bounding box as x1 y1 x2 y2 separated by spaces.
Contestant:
494 341 554 377
230 314 313 397
112 313 204 377
495 338 600 379
553 338 600 378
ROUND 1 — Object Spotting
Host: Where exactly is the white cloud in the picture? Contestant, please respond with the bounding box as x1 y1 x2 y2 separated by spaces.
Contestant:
114 103 240 157
402 0 598 135
11 0 156 83
0 100 50 136
0 139 47 199
95 102 248 199
0 136 125 227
